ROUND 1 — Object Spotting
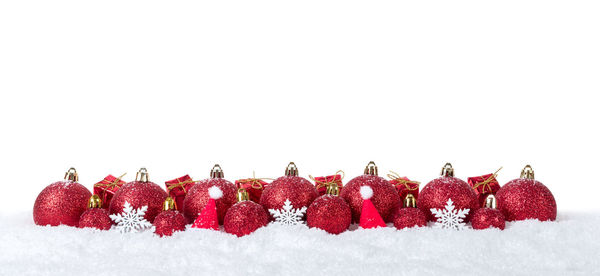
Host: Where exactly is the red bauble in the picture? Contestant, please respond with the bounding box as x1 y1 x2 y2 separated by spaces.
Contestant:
183 178 237 224
340 175 399 223
471 208 505 230
260 163 318 220
33 178 91 227
79 208 112 230
496 168 556 221
109 169 168 223
154 210 187 237
391 207 427 230
306 195 352 234
224 201 269 237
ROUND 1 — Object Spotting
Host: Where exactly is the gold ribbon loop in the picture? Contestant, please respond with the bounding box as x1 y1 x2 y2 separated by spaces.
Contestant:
237 171 273 190
166 178 198 193
387 171 420 191
309 170 345 190
472 167 503 193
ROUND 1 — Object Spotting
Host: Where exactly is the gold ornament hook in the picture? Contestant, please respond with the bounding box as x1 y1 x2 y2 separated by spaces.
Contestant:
325 183 340 196
237 188 250 202
64 167 79 182
364 161 378 176
404 194 417 208
440 163 454 177
285 162 299 176
163 197 176 211
88 194 102 209
484 194 497 209
136 168 149 182
210 164 224 179
520 165 535 180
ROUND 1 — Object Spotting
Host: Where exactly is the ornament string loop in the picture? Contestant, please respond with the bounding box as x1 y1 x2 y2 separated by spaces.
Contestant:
236 171 273 190
387 171 420 190
309 170 345 191
440 163 454 177
520 165 535 180
364 161 378 176
472 167 503 194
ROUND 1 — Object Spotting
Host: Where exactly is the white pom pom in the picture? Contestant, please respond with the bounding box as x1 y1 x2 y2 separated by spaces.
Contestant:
208 186 223 199
360 186 373 200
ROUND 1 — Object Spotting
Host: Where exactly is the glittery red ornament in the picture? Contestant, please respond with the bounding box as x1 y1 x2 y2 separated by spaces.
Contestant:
418 163 479 222
391 194 427 230
183 165 237 224
260 162 318 220
33 168 92 227
79 195 112 230
496 165 556 222
306 184 351 234
339 162 400 223
154 198 187 237
224 189 269 237
109 168 168 223
471 194 505 230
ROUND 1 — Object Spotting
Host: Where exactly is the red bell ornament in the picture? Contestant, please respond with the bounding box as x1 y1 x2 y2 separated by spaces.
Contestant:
224 188 269 237
108 168 168 223
306 182 352 234
183 164 237 224
79 194 112 230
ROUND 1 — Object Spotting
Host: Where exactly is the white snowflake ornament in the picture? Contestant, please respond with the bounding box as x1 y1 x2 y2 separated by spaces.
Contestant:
268 199 307 226
430 199 470 230
109 201 152 233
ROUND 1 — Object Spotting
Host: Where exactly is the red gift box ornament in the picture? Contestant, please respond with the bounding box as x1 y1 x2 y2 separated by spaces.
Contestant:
235 172 272 203
309 170 345 196
387 171 420 202
468 167 503 206
93 173 126 209
165 175 197 211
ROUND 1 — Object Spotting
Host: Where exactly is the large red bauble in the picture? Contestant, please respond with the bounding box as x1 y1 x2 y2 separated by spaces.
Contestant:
306 195 352 234
496 178 556 221
471 208 505 230
340 175 399 223
79 208 112 230
154 210 187 237
391 207 427 230
419 176 479 222
183 178 237 224
109 181 168 223
260 176 318 219
224 201 269 237
33 181 91 227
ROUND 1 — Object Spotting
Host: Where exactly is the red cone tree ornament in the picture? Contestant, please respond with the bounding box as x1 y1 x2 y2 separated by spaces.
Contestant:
496 165 556 221
358 186 387 229
79 195 112 230
391 194 427 230
154 197 187 237
109 168 168 223
33 168 92 227
340 162 400 223
471 194 506 230
306 182 352 234
183 164 237 224
418 163 479 222
192 186 222 230
260 162 319 220
224 188 269 237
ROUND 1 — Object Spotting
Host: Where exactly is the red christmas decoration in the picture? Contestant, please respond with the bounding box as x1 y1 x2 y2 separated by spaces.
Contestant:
468 168 502 207
93 174 126 209
310 171 344 196
391 194 427 230
108 168 168 223
192 186 222 230
260 162 318 220
471 195 505 230
224 189 269 237
340 162 400 223
496 165 556 222
183 164 237 224
387 171 420 202
235 172 271 203
33 168 92 227
306 183 351 234
358 186 386 229
154 197 187 237
165 174 196 211
79 195 112 230
418 163 479 222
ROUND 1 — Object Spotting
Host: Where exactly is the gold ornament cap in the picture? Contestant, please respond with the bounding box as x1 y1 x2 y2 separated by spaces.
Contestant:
64 168 79 182
163 197 176 211
325 183 340 196
236 188 250 202
88 194 102 209
484 194 497 209
364 161 378 176
404 194 417 208
440 163 455 177
520 165 535 180
285 162 299 176
210 164 224 179
136 168 149 182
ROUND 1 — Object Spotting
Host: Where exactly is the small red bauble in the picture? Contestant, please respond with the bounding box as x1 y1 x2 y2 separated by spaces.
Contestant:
306 191 352 234
109 168 168 223
340 162 400 223
260 162 318 220
391 195 427 230
154 197 187 237
471 208 505 230
33 168 91 227
496 165 556 221
418 163 479 222
79 195 112 230
224 190 269 237
183 165 237 224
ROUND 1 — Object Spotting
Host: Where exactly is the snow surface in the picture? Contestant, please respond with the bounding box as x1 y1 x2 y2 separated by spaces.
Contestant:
1 212 599 276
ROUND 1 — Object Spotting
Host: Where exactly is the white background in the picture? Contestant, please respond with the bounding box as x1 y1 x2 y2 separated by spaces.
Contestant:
1 0 599 215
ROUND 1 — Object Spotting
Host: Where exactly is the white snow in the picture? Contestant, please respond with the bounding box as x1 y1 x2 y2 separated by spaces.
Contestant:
1 212 599 275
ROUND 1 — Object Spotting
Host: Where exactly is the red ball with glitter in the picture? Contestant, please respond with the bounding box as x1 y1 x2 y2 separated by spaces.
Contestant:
224 189 269 237
260 162 318 220
496 165 556 222
79 195 112 230
471 194 505 230
340 162 400 223
391 195 427 230
109 168 168 223
33 168 92 227
418 163 479 222
306 185 352 234
154 198 187 237
183 165 237 224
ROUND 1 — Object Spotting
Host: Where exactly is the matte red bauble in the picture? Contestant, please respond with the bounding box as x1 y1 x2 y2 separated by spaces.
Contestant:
306 185 352 234
391 194 427 230
183 164 237 224
418 163 479 222
340 162 400 223
260 162 318 220
154 197 187 237
109 168 168 223
224 189 269 237
33 168 91 227
496 165 556 221
79 195 112 230
471 194 505 230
